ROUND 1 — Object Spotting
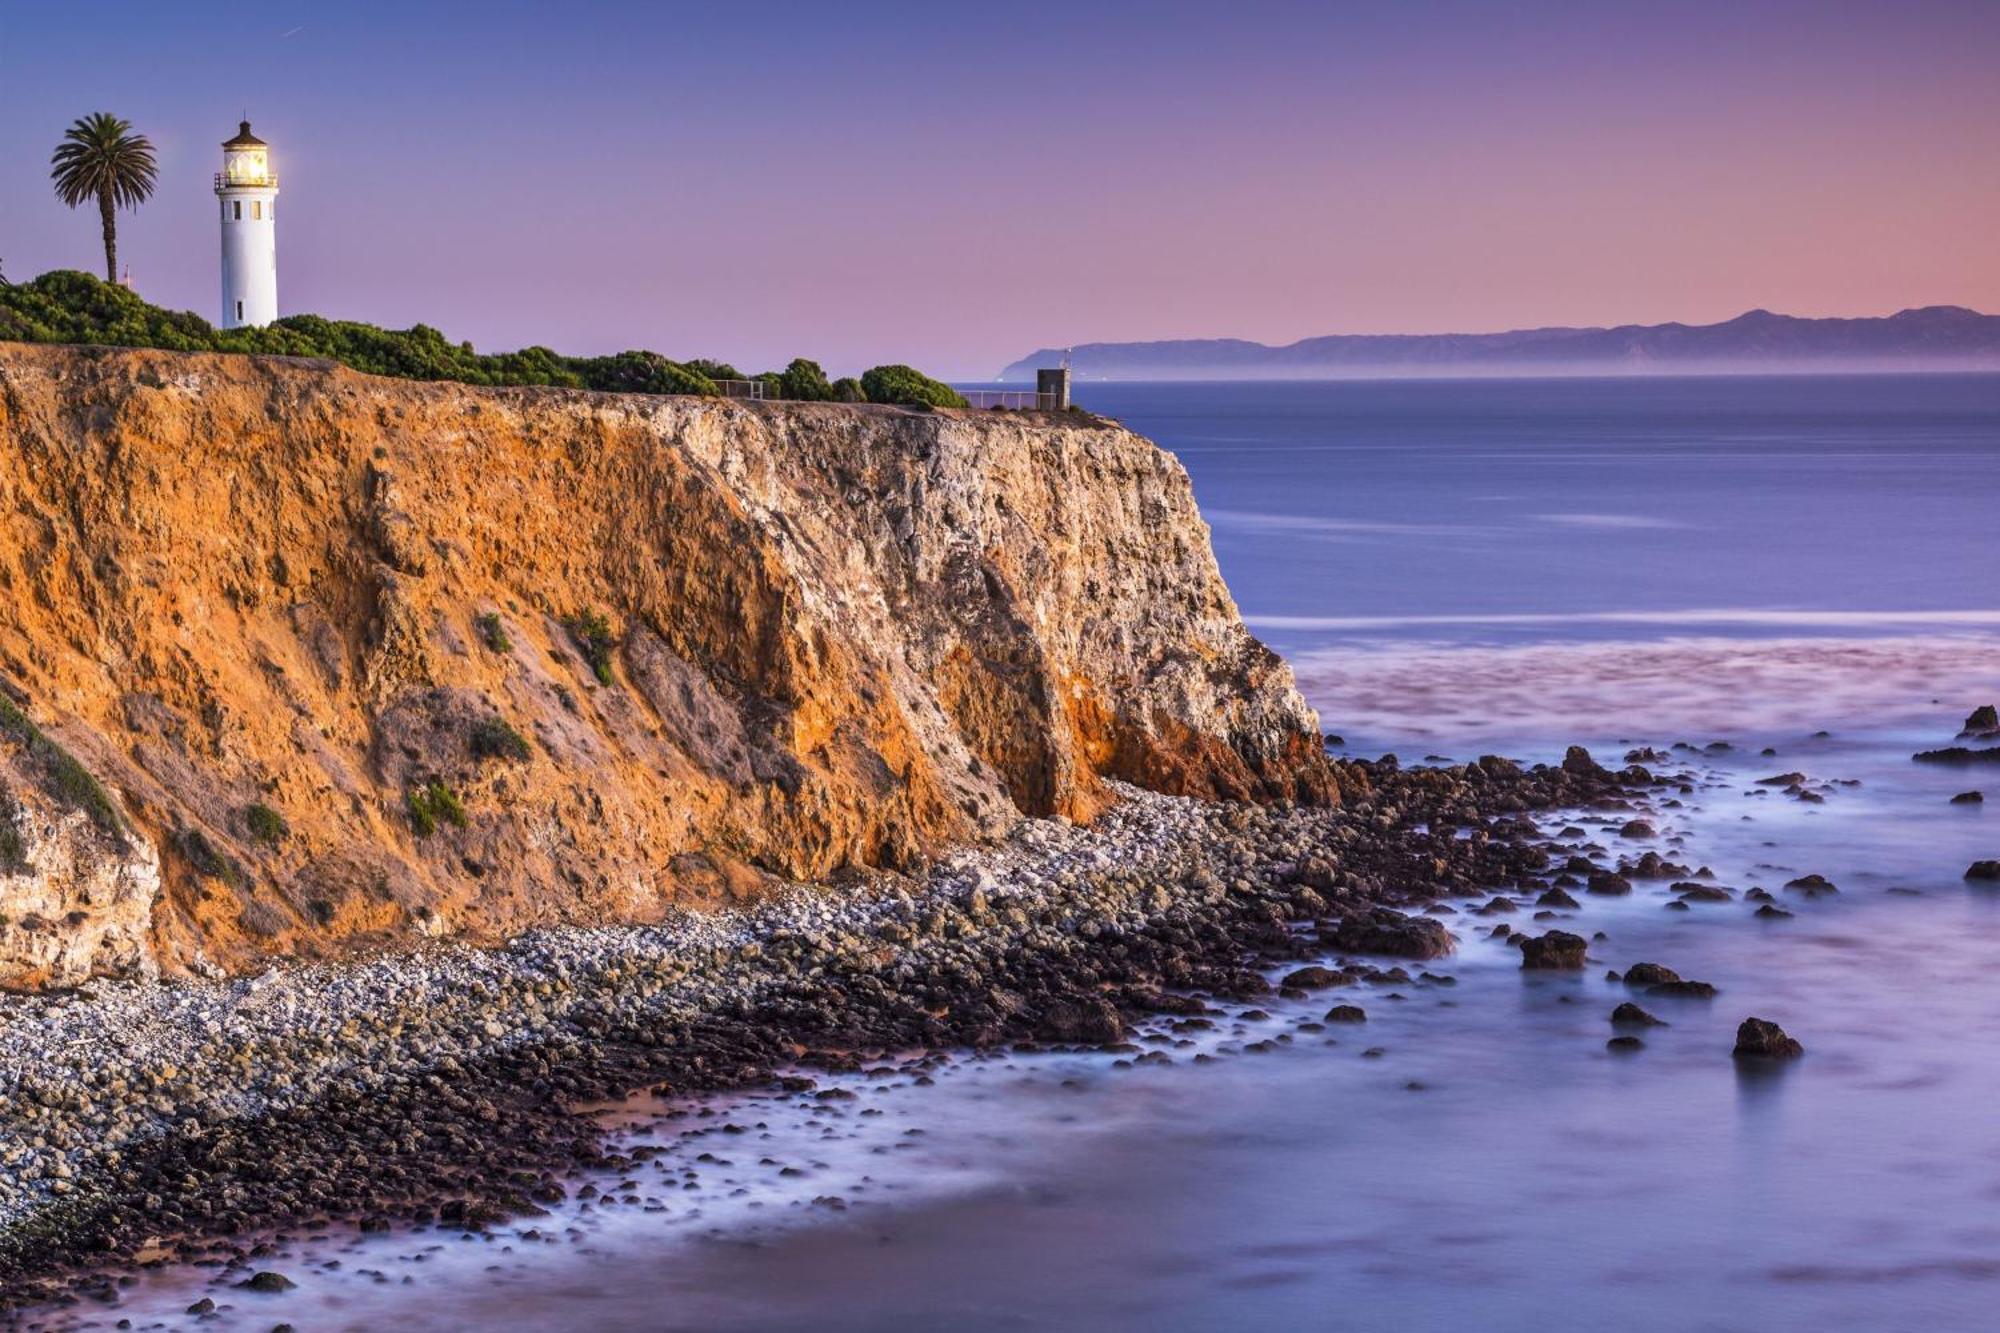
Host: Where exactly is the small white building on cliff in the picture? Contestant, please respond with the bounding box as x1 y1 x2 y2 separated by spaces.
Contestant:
214 121 278 329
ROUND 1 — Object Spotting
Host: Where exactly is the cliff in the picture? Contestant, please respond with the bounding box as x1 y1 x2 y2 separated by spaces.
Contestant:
0 343 1335 988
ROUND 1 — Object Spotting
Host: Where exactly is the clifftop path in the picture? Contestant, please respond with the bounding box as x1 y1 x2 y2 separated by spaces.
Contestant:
0 344 1335 987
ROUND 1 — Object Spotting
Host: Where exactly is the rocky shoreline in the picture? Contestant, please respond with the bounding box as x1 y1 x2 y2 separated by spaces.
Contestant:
0 749 1656 1314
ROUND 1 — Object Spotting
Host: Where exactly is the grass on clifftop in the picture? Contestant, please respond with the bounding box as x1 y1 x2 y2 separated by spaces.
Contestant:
0 269 967 407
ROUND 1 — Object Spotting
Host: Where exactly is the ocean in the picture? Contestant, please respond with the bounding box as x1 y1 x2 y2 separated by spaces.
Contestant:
69 374 2000 1331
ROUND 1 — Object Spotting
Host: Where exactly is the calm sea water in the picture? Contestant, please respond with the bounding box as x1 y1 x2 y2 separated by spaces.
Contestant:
53 376 2000 1332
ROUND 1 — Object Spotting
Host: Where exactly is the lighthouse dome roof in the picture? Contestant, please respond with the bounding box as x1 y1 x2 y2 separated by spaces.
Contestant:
222 121 267 148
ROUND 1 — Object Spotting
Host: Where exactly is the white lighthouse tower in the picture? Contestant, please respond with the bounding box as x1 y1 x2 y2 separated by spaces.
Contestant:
214 121 279 329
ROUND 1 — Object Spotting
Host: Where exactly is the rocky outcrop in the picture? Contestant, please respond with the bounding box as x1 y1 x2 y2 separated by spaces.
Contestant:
0 343 1336 985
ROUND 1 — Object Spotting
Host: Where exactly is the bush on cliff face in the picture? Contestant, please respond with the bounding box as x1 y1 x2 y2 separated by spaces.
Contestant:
565 611 619 687
0 689 125 847
861 364 969 409
0 271 958 408
406 782 467 838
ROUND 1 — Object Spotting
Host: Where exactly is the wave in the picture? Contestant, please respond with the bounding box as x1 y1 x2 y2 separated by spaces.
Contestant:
1288 633 2000 744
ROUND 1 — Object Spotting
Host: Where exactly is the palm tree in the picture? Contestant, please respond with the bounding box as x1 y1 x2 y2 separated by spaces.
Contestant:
50 113 157 283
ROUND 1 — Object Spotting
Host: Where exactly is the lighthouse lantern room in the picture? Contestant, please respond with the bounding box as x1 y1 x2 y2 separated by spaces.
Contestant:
215 121 278 329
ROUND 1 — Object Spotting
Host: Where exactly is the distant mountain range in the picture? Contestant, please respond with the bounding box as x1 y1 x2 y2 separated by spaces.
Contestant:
997 306 2000 381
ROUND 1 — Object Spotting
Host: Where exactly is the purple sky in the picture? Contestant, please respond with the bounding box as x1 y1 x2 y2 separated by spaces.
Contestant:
2 1 1996 377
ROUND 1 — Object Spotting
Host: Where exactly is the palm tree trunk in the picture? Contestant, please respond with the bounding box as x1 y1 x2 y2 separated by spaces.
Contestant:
97 188 117 282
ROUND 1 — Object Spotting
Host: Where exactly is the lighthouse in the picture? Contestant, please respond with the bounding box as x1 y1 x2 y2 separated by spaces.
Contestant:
214 121 278 329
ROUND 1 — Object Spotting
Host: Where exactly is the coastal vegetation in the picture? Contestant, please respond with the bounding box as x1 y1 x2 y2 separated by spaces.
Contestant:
0 269 970 406
48 114 157 283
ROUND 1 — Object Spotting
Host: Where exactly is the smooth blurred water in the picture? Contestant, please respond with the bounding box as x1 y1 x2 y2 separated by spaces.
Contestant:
50 376 2000 1332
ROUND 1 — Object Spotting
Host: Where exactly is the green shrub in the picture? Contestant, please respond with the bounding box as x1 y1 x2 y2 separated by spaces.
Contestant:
406 781 467 838
2 270 963 414
244 802 287 845
565 610 618 686
475 611 512 653
179 827 242 885
0 689 125 846
682 358 744 383
0 786 25 874
861 364 968 409
470 715 532 763
776 358 835 402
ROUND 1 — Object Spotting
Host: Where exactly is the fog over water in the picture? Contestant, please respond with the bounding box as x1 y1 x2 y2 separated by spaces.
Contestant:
50 376 2000 1331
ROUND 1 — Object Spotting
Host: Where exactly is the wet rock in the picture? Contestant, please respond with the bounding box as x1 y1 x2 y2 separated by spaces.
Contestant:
1755 772 1808 787
1950 791 1984 805
237 1271 295 1293
1535 887 1580 909
1913 746 2000 765
1035 996 1124 1045
1618 820 1656 839
1323 1005 1368 1023
1586 871 1633 897
1753 904 1793 919
1732 1017 1803 1059
1621 962 1680 987
1783 874 1839 896
1966 861 2000 882
1320 908 1455 960
1673 882 1734 902
1519 930 1588 969
1624 851 1688 879
1606 1035 1645 1052
1960 705 2000 739
1610 1002 1664 1026
1279 966 1344 991
1647 980 1718 999
1562 746 1611 779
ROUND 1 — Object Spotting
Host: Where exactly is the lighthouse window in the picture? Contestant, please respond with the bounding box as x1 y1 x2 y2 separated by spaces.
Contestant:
232 201 242 221
252 201 262 221
236 301 244 321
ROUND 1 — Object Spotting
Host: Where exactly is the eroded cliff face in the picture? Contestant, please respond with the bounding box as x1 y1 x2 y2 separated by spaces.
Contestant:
0 343 1337 986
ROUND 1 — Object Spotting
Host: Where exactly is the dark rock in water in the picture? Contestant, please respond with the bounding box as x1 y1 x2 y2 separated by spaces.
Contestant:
1913 746 2000 765
1673 882 1734 902
237 1271 295 1293
186 1300 216 1316
1784 874 1839 896
1611 1001 1664 1026
1619 819 1656 839
1519 930 1589 969
1036 996 1125 1045
1966 861 2000 882
1476 896 1519 915
1622 962 1680 987
1586 871 1633 896
1562 745 1611 779
1664 900 1690 911
1756 772 1809 787
1960 704 2000 738
1950 790 1984 805
1625 851 1690 879
1607 1035 1646 1052
1536 887 1580 909
1754 904 1794 919
1733 1017 1803 1058
1324 1004 1368 1023
1745 887 1775 903
1280 965 1345 991
1321 908 1456 960
1648 980 1719 999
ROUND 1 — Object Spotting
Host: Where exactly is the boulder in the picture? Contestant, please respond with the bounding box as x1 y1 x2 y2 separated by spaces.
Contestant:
1519 930 1588 969
1610 1001 1664 1026
1279 965 1345 991
1320 908 1455 960
1966 861 2000 882
1950 791 1984 805
1960 704 2000 738
1732 1017 1803 1058
1621 962 1680 987
1324 1004 1368 1023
